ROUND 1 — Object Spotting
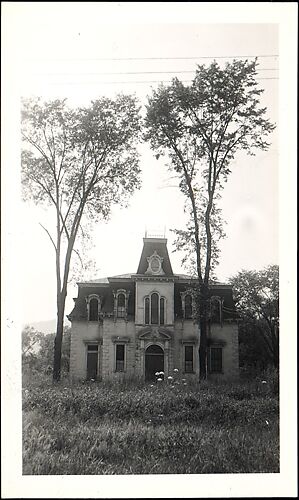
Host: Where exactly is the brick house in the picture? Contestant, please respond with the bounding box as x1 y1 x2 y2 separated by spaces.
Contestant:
68 237 239 382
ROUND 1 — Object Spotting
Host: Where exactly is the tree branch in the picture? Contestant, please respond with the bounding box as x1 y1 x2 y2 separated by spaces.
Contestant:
39 223 57 251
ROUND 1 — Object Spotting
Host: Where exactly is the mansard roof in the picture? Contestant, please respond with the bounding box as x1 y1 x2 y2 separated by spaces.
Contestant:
69 236 237 321
136 237 173 275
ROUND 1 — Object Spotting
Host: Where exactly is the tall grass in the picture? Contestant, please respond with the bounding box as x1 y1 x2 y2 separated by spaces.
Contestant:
22 373 279 475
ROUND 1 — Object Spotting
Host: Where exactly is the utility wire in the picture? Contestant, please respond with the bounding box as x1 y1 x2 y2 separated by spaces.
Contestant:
49 77 279 85
32 54 279 62
36 68 279 77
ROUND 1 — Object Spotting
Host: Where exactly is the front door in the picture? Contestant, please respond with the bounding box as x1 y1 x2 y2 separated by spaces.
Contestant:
145 344 164 381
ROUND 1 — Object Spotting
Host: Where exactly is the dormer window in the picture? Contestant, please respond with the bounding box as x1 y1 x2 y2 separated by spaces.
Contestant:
144 292 166 325
86 295 101 321
117 293 125 318
185 294 193 319
113 289 130 320
210 296 223 325
145 251 165 275
180 291 194 320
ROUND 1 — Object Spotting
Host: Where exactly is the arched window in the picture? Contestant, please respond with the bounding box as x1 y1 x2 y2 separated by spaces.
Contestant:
89 298 99 321
145 297 150 325
160 297 165 325
185 294 193 319
86 295 101 321
210 296 223 325
151 293 159 324
113 289 130 320
144 293 166 325
117 293 126 318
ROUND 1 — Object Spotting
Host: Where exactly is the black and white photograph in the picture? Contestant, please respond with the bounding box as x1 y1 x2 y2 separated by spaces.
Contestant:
1 2 297 498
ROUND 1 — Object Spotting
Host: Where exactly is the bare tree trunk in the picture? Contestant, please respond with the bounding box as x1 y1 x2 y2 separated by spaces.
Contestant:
52 223 80 381
199 284 209 380
53 292 67 381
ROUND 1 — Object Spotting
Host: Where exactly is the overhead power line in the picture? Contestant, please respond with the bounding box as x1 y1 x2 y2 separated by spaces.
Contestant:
32 54 279 62
38 68 279 77
50 77 279 86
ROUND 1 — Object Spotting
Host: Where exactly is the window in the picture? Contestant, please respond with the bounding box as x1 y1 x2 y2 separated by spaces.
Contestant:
144 293 166 325
160 297 165 325
151 292 159 324
210 296 223 324
145 297 150 324
113 289 130 320
180 291 194 320
145 251 164 275
185 294 193 319
86 344 99 380
184 345 194 372
117 293 126 318
115 344 125 372
86 295 101 321
210 347 223 373
89 298 99 321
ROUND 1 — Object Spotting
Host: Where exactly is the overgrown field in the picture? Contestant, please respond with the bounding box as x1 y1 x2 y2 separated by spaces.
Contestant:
22 372 279 474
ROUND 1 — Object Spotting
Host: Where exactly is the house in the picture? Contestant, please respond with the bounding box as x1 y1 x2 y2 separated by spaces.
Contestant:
68 236 239 382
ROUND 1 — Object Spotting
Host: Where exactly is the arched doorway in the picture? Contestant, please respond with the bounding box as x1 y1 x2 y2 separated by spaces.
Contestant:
145 344 164 381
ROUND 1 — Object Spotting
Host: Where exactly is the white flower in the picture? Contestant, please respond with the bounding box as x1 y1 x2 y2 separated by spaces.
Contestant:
159 371 164 375
265 420 269 425
182 378 186 382
150 384 154 387
262 380 267 384
173 368 179 372
155 372 160 376
167 376 173 380
157 378 163 382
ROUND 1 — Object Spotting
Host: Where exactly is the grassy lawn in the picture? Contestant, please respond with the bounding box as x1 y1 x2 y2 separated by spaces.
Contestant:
22 374 279 475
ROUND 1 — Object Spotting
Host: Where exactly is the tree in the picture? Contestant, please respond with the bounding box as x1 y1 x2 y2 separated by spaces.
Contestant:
22 325 43 370
37 326 71 374
229 265 279 368
22 325 71 375
22 96 141 381
144 59 275 379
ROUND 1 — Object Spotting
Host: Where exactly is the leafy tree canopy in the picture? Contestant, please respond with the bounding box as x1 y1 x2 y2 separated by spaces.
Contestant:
230 265 279 368
21 95 142 380
144 59 275 379
145 59 275 283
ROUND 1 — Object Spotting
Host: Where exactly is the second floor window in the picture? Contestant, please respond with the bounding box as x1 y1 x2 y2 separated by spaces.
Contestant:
145 297 150 324
145 293 165 325
117 293 126 318
86 295 101 321
185 294 193 319
89 298 99 321
151 292 159 324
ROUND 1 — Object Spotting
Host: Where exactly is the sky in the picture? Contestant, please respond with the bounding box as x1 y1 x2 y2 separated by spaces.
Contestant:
2 3 297 498
10 11 281 326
